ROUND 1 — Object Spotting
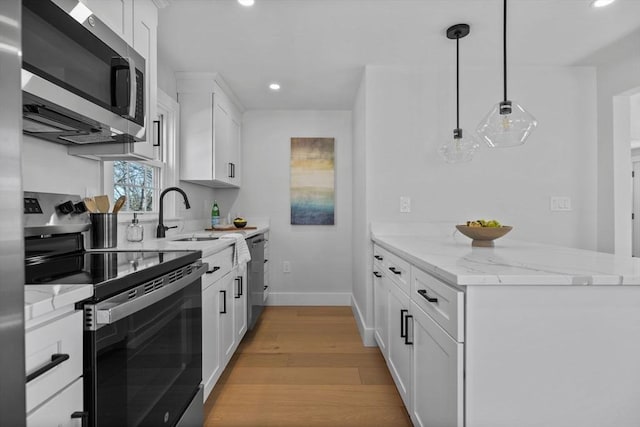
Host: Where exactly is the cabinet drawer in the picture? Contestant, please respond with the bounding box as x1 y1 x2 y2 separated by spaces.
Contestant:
382 248 411 294
412 267 464 342
202 246 234 289
25 311 83 413
373 244 385 268
27 377 83 427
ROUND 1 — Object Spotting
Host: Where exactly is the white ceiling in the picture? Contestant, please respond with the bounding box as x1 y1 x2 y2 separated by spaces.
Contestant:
157 0 640 110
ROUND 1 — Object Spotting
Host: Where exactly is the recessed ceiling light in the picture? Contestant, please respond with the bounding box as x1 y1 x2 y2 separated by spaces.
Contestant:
590 0 616 8
238 0 254 6
269 83 281 91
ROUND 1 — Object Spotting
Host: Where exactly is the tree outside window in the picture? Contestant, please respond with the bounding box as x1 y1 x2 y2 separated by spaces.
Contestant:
113 161 159 212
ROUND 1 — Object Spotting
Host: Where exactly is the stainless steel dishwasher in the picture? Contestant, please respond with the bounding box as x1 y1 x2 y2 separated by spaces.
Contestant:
247 234 266 329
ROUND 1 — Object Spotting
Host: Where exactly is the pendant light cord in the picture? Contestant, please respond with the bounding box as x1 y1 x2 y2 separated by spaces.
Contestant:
503 0 508 103
456 37 460 129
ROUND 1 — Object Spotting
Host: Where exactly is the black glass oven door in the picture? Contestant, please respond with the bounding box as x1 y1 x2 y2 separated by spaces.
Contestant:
90 280 202 427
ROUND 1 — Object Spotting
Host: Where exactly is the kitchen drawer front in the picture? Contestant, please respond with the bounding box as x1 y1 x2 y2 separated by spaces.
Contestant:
373 244 386 269
382 248 411 294
411 267 464 342
202 246 234 289
25 310 83 413
27 377 83 427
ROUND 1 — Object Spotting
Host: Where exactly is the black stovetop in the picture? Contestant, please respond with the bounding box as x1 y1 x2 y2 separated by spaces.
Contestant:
25 249 201 301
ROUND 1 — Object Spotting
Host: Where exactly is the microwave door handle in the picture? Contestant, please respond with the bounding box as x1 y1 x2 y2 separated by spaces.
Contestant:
125 57 137 119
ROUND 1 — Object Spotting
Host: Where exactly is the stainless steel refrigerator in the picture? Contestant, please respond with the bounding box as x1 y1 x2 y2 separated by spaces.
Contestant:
0 1 26 425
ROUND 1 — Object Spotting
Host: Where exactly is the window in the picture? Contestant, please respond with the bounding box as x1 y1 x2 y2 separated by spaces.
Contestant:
103 89 179 217
113 161 160 212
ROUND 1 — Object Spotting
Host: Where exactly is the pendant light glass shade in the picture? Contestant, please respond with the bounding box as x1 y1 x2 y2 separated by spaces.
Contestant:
439 24 478 164
439 131 479 163
477 100 537 148
479 0 537 148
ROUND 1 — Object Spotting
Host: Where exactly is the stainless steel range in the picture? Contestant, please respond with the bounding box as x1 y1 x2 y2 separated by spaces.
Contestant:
24 192 205 427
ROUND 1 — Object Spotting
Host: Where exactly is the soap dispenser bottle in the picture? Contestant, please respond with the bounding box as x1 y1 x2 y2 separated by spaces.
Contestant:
126 213 144 242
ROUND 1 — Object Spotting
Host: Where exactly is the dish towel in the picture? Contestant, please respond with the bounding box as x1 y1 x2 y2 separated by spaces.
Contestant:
220 233 251 274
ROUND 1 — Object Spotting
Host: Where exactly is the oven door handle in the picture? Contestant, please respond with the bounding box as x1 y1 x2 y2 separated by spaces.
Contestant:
95 262 207 326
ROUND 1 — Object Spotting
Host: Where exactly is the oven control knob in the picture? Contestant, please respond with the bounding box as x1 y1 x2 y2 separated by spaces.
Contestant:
56 200 75 215
74 201 88 214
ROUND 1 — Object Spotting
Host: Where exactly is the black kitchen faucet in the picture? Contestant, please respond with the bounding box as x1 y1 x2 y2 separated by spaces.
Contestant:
156 187 191 238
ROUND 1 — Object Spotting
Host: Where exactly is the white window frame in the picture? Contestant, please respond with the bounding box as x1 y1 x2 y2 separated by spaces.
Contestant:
102 88 180 222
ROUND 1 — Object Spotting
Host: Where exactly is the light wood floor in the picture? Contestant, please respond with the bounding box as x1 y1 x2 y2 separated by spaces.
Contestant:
204 306 413 427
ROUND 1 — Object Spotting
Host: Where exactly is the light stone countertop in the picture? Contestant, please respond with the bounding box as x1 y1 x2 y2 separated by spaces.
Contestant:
25 225 269 320
25 284 93 323
371 223 640 286
114 224 269 257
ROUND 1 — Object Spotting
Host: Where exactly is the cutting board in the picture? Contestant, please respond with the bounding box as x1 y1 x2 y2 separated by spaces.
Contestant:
205 225 257 231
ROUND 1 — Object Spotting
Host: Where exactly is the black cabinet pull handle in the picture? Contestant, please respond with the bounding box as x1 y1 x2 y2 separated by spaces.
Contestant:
153 120 161 147
206 266 221 274
374 255 383 261
400 309 408 338
220 290 227 314
417 289 438 303
373 271 382 278
235 276 243 298
71 411 88 427
389 267 402 275
26 353 70 383
404 315 414 345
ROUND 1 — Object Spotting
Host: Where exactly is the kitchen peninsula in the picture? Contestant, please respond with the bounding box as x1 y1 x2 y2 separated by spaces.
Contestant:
370 223 640 427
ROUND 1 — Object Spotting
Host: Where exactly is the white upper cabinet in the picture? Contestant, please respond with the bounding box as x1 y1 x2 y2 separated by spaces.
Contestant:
80 0 133 44
177 73 243 188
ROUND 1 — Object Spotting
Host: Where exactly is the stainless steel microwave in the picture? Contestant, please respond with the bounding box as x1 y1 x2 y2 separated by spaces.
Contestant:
22 0 146 145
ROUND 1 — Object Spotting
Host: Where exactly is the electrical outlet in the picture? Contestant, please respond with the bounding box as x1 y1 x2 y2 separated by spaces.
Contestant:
400 197 411 213
283 261 291 273
550 196 572 211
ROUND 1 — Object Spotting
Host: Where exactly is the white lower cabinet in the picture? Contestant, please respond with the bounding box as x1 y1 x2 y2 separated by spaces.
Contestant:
202 279 222 399
25 308 85 426
201 245 249 402
234 270 248 343
412 302 464 427
373 244 464 427
373 269 388 356
219 271 236 366
387 279 413 410
27 378 83 427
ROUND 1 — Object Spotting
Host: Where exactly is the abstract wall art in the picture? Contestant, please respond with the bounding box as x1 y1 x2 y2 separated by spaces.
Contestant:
290 137 335 225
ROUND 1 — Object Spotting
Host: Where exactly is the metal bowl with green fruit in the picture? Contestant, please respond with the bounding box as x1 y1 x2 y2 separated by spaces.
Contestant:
456 219 512 247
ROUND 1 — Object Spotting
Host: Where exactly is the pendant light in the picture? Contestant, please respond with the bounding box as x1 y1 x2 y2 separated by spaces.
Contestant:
439 24 479 163
476 0 537 148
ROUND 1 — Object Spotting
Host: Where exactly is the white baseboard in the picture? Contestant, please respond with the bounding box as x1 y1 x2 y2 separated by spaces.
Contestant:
265 292 351 306
351 295 377 347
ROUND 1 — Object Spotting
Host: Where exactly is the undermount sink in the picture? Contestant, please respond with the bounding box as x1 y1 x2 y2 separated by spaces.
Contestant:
171 236 220 242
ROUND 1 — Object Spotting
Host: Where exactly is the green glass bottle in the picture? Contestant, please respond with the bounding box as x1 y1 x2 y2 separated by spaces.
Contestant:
211 200 220 227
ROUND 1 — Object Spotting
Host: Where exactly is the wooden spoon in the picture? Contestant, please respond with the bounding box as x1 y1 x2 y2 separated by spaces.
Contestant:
94 195 110 213
83 197 98 213
112 196 126 213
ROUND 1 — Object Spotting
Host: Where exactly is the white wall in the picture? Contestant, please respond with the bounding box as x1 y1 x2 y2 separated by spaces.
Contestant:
351 72 374 343
22 136 102 196
236 110 353 305
351 64 598 337
364 65 597 249
581 29 640 254
632 93 640 143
